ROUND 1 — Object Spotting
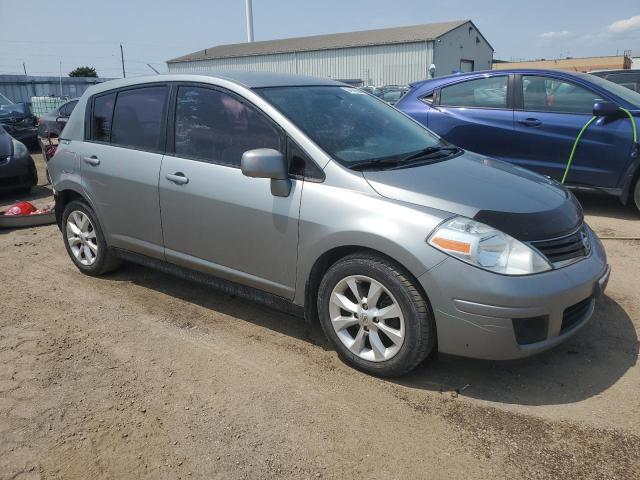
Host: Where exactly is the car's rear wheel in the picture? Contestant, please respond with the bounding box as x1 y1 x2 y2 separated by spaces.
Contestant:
62 199 120 276
634 175 640 212
317 252 435 377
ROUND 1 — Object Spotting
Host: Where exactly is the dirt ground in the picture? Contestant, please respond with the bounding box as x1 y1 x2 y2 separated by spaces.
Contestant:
1 153 639 480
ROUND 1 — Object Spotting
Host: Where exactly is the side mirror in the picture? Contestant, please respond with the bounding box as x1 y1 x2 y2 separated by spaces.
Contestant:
241 148 291 197
593 101 619 117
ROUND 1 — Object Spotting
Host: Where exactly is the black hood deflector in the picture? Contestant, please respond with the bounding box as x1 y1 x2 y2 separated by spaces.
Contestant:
474 193 583 242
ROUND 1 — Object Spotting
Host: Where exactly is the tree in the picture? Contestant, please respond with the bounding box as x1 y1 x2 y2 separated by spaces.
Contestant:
68 66 97 78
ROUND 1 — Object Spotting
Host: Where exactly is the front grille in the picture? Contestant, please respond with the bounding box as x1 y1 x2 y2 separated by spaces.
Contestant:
530 226 590 265
561 296 593 334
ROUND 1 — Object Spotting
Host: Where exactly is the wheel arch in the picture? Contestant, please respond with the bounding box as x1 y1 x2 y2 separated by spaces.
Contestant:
302 245 435 328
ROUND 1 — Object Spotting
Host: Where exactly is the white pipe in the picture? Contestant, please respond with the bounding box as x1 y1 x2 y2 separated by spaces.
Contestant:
245 0 254 42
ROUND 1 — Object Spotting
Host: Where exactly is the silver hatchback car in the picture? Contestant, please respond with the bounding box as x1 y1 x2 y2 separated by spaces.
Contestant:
49 72 610 377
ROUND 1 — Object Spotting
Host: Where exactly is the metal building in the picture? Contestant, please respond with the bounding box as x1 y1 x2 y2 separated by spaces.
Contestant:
167 20 493 86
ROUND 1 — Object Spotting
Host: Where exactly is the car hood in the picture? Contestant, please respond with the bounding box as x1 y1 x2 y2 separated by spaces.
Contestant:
0 128 13 157
362 152 583 241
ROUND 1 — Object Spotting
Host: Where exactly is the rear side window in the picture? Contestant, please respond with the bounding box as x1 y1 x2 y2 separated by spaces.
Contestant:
440 76 508 108
92 93 115 142
111 86 167 151
522 76 602 114
174 86 282 166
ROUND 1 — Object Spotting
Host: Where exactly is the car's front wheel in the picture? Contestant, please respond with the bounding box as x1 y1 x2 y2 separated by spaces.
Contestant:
317 252 436 377
62 199 120 276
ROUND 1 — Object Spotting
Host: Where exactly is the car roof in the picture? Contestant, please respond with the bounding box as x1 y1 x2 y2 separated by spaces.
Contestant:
409 68 595 90
86 72 343 93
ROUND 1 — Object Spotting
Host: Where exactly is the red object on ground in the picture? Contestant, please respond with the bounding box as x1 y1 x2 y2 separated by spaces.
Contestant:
4 201 37 216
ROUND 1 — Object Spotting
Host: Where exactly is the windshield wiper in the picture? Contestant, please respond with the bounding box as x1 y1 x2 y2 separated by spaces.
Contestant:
348 146 462 171
399 146 461 163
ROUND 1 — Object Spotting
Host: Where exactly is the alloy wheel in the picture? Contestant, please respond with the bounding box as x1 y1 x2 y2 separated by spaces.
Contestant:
329 275 405 362
66 211 98 266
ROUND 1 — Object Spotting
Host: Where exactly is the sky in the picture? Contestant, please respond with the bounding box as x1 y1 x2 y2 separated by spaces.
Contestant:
0 0 639 78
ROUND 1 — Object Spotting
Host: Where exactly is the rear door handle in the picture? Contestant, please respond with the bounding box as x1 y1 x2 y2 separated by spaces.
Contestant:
517 118 542 127
165 172 189 185
83 155 100 166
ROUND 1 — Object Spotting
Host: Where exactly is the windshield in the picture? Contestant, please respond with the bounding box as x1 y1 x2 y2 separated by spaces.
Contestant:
255 86 444 164
580 72 640 108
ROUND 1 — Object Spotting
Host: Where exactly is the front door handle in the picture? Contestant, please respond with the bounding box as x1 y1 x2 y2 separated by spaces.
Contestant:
517 118 542 127
83 155 100 166
165 172 189 185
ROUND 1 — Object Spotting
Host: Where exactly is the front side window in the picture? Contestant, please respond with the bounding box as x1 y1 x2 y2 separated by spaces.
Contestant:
440 76 508 109
174 86 281 166
92 93 115 142
256 86 444 165
522 76 602 114
111 86 167 151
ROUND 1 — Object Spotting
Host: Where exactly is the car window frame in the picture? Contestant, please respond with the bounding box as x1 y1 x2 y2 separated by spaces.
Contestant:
286 136 325 182
434 73 514 111
166 82 286 170
514 74 612 116
84 82 170 155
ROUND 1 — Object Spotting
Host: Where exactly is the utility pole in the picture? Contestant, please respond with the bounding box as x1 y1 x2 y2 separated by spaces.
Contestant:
59 61 63 97
120 44 126 78
245 0 254 42
147 63 160 74
22 62 28 76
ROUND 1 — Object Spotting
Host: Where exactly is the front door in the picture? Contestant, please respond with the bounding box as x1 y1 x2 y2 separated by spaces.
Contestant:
79 85 168 259
428 74 516 162
159 85 302 299
512 74 633 187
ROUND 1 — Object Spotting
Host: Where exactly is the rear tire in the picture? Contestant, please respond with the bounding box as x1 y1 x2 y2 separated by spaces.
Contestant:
62 199 121 276
317 252 436 377
634 176 640 212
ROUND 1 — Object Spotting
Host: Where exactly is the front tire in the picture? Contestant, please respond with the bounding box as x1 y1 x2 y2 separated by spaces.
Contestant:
317 252 436 377
62 199 120 276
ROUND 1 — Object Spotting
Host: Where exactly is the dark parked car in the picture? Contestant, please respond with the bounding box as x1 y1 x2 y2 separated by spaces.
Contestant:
396 69 640 210
0 125 38 194
0 92 38 145
37 98 78 142
590 69 640 93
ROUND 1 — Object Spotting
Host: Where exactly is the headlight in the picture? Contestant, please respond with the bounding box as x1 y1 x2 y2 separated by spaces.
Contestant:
428 216 552 275
11 138 29 158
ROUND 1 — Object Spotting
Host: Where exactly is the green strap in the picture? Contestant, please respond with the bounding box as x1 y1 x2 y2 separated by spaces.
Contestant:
561 107 638 184
619 107 638 143
561 116 596 184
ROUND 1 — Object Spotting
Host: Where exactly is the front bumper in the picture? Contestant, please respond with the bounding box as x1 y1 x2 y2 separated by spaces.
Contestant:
418 227 609 360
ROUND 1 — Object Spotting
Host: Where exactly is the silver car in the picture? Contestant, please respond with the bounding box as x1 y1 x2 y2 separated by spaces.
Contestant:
49 72 610 377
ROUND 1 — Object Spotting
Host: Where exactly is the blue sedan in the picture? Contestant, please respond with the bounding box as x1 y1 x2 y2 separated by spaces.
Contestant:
395 69 640 210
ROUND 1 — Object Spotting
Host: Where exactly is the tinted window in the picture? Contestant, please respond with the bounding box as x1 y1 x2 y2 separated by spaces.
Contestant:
59 100 77 117
111 86 167 151
174 86 281 166
92 93 115 142
440 76 508 108
257 86 443 165
523 76 602 114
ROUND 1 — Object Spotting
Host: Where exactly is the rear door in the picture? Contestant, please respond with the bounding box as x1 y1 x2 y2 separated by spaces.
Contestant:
427 74 516 161
512 74 632 187
78 85 168 259
158 84 302 299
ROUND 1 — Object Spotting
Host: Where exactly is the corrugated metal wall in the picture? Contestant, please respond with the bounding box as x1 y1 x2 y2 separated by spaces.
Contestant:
0 75 113 105
167 41 433 86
